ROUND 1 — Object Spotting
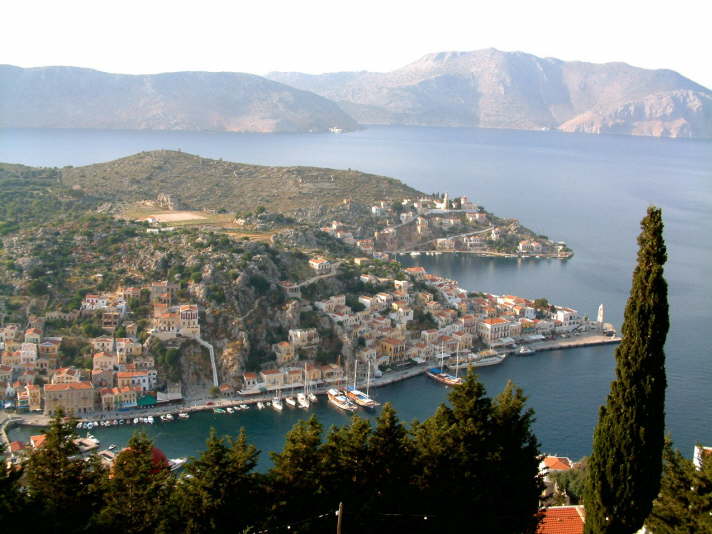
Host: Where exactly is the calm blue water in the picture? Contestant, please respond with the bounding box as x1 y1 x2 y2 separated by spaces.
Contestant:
3 125 711 464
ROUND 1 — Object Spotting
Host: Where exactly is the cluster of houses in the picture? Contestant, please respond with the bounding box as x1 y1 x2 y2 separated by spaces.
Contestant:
1 280 199 416
241 262 593 393
320 193 496 254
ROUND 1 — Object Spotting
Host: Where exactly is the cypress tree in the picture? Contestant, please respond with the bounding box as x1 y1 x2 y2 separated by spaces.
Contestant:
585 206 669 534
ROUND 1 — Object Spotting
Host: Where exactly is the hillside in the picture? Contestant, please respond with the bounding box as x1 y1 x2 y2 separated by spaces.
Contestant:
58 150 422 213
0 65 358 133
268 48 712 138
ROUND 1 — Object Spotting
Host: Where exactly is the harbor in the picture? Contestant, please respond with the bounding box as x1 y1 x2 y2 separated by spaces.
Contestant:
4 332 620 461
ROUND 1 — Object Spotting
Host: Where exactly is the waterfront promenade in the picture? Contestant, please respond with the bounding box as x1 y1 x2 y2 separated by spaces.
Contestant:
4 333 620 429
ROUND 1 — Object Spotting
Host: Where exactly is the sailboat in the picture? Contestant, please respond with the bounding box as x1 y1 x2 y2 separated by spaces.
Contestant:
345 359 379 409
272 388 283 411
297 363 310 408
425 341 463 386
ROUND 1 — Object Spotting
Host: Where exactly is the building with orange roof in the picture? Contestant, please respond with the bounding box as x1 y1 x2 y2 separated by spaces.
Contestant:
30 434 48 449
51 366 82 384
43 381 95 415
536 506 585 534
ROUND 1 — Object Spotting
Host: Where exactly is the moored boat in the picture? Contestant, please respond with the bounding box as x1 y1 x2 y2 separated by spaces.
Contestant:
517 345 535 355
178 413 189 419
470 353 506 367
257 401 265 410
272 397 283 411
327 388 357 412
345 386 379 409
285 397 296 407
425 367 463 386
296 392 309 409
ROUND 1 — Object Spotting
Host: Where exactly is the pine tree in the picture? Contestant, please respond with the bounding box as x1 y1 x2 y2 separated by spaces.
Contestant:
412 371 542 533
366 403 414 516
175 428 260 534
0 443 27 527
98 431 174 534
321 415 372 509
585 206 669 534
268 415 325 527
23 409 106 532
647 442 712 533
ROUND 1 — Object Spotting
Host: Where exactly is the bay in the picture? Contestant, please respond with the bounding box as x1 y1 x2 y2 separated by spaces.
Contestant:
3 125 711 464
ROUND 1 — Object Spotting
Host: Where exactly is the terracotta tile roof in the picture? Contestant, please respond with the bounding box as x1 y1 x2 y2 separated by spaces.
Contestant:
536 506 584 534
544 456 572 471
10 441 25 452
30 434 47 448
482 317 508 325
44 381 93 391
116 371 147 378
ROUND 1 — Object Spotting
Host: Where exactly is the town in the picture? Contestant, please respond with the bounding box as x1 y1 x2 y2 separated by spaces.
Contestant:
0 254 615 425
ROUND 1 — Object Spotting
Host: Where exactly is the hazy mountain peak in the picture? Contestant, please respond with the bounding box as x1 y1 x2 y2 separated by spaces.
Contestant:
268 49 711 138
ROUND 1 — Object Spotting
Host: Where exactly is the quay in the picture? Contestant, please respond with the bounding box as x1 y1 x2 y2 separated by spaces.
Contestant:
3 333 620 430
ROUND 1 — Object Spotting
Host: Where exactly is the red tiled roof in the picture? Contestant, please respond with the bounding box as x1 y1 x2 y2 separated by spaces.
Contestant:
10 441 25 452
44 382 93 391
536 506 584 534
30 434 47 448
544 456 572 471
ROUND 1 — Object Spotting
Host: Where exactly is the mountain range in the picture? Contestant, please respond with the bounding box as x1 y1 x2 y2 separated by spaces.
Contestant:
2 49 710 138
0 65 358 133
268 48 712 138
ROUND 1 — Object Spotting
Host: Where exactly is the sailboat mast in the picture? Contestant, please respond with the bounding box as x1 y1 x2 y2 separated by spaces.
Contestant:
353 359 358 389
455 343 460 379
366 360 371 396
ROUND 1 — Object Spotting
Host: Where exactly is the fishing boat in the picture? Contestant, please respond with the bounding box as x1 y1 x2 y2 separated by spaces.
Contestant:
239 404 249 410
227 407 234 414
327 388 357 412
517 345 535 356
165 413 174 421
257 401 265 410
272 397 283 411
285 396 296 407
178 413 189 419
297 392 310 409
425 367 463 386
213 408 226 414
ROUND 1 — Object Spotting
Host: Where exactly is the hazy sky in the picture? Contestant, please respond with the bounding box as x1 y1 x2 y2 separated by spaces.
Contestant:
2 0 711 88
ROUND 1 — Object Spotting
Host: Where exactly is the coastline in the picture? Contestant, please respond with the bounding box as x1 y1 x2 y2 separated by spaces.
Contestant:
4 333 619 431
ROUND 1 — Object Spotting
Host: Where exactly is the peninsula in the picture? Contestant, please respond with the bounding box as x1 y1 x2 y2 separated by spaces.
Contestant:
0 151 594 432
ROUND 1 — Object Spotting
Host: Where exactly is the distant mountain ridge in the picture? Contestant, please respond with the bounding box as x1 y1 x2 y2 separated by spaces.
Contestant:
0 65 358 133
268 49 712 138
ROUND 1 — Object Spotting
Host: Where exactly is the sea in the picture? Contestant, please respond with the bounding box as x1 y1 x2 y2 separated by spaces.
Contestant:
2 125 711 468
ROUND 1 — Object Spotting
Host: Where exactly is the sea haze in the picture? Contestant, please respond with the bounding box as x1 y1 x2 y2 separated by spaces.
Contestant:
3 125 711 463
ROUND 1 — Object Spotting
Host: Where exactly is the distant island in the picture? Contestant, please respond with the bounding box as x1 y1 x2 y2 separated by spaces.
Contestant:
0 65 358 134
2 49 710 138
269 48 712 139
